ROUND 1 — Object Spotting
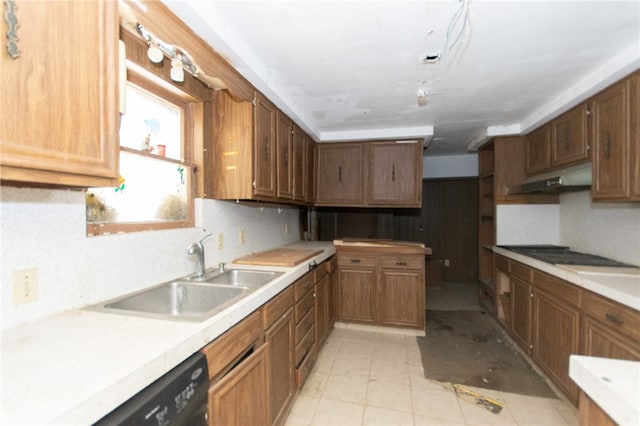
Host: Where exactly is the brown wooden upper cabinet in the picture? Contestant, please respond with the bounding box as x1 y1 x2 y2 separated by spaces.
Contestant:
591 71 640 202
212 91 277 201
304 136 316 204
367 141 422 207
316 140 423 207
316 143 364 205
0 0 120 187
551 103 590 167
276 111 293 199
525 125 551 175
292 125 306 202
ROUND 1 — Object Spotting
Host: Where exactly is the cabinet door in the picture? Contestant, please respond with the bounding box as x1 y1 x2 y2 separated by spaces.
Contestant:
276 111 293 199
551 104 589 167
316 143 364 205
581 316 640 361
305 137 316 203
337 267 375 323
510 277 532 353
532 289 580 403
591 79 630 200
315 276 330 347
525 125 551 175
266 309 295 426
292 126 306 201
0 0 119 187
629 72 640 200
378 268 424 328
367 141 422 206
209 343 270 426
253 93 277 198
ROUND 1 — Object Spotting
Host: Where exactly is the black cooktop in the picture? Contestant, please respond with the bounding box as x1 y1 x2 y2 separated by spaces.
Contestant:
498 245 636 268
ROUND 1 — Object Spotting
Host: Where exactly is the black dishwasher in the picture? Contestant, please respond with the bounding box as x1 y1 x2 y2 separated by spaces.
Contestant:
94 352 209 426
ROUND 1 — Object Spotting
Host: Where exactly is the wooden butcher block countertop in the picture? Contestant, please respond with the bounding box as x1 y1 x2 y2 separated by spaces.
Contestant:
334 238 432 255
234 248 324 267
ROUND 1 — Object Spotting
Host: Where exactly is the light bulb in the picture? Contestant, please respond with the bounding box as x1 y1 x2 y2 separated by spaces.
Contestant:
147 43 163 63
170 56 184 82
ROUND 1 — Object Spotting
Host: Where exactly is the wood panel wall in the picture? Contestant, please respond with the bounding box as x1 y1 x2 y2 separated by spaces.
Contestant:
317 177 478 283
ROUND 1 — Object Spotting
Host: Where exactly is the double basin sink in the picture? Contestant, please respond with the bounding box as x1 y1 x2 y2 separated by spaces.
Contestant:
91 269 283 322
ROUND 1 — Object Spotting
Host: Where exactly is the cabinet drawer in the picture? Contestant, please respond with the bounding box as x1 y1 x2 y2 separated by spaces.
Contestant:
533 270 581 307
314 261 330 282
583 291 640 342
263 286 294 330
295 289 315 322
495 255 510 272
337 254 375 268
201 310 263 381
295 343 317 389
511 261 532 282
294 272 314 301
378 255 423 269
295 307 315 345
295 326 315 365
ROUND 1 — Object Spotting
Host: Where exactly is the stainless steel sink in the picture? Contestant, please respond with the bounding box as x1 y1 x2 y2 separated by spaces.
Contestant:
93 281 250 322
89 269 284 322
202 269 284 287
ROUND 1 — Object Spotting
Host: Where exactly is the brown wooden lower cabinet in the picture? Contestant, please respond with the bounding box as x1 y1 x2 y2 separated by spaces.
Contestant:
338 266 376 323
261 285 296 426
201 257 336 426
202 310 269 426
578 391 616 426
510 276 533 353
378 268 423 327
208 344 270 426
495 254 640 407
336 245 426 330
532 288 580 403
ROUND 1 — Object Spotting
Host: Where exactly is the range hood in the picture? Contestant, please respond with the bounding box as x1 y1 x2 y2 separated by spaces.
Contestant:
509 163 592 194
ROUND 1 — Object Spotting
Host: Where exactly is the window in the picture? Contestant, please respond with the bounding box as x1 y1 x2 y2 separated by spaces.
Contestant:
86 66 202 236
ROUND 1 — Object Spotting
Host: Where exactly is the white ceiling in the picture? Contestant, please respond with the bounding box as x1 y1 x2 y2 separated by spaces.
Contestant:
161 0 640 156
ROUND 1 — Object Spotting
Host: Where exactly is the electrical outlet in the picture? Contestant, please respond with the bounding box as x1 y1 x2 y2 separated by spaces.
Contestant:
444 259 450 267
218 233 224 250
239 229 246 245
285 223 289 235
13 268 39 304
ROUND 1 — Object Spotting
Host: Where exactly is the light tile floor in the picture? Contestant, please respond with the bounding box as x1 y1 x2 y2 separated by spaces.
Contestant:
285 283 578 426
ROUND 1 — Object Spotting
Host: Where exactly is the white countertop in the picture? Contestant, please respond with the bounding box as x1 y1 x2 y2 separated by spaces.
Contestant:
569 355 640 425
1 241 335 425
493 246 640 311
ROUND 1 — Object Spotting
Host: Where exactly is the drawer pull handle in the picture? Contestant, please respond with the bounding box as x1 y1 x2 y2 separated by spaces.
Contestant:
605 313 623 325
396 261 407 266
350 259 361 263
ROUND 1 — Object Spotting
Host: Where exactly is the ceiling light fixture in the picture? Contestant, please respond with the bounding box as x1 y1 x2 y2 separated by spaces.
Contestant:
422 53 441 64
119 0 227 90
170 55 185 82
417 89 428 107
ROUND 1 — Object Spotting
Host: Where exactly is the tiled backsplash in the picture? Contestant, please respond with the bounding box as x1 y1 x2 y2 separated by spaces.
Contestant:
0 187 300 330
497 191 640 266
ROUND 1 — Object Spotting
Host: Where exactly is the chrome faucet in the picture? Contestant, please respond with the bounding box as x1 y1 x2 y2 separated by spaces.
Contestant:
186 232 214 279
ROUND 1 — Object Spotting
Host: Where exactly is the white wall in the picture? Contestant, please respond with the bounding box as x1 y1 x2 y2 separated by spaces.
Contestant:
496 190 640 266
0 187 300 330
496 204 560 245
423 153 478 179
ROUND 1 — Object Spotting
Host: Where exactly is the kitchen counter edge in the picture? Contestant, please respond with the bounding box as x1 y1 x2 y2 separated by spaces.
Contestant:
493 246 640 312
